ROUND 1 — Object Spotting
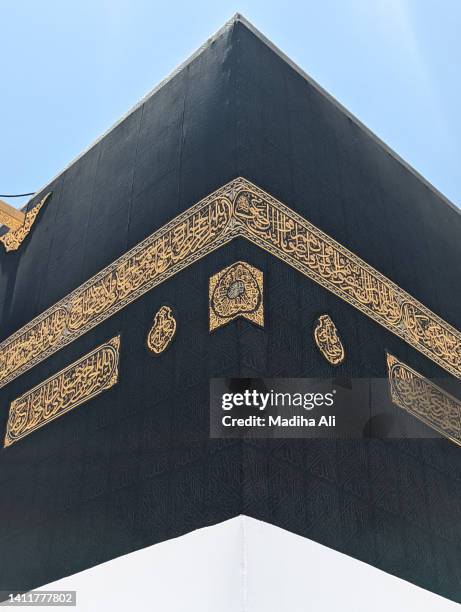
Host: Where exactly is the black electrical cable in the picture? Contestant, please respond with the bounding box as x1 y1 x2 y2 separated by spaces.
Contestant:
0 192 35 198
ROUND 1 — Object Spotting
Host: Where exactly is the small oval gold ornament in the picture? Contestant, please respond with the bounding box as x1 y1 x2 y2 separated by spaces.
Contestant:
147 306 177 354
313 314 345 366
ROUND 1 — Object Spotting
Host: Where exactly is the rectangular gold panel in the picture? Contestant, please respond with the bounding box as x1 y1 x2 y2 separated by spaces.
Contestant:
386 353 461 445
209 261 264 331
4 336 120 447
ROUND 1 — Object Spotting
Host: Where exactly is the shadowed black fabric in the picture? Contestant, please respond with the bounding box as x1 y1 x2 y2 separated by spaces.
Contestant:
0 17 460 603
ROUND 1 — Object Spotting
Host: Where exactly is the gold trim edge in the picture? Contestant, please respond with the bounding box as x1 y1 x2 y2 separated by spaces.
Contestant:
0 193 51 252
1 177 460 389
3 336 120 447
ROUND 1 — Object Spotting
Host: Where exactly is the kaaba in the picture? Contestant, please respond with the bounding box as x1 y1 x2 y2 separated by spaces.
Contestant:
0 14 460 610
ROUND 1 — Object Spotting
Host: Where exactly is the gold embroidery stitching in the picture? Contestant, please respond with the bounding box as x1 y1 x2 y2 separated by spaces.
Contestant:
0 193 51 252
313 315 345 365
0 200 25 231
4 336 120 447
232 180 461 379
386 353 461 446
147 306 177 354
1 178 460 388
0 186 236 388
209 261 264 331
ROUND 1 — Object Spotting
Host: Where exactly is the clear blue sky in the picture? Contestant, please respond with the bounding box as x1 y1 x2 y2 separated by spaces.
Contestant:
1 0 460 209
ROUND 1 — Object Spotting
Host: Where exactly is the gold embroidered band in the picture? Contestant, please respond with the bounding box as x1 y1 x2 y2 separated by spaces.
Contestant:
4 336 120 447
0 187 236 388
1 178 460 389
386 353 461 445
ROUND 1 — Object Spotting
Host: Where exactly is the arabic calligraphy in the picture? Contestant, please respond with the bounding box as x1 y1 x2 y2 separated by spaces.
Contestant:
386 353 461 446
4 336 120 447
1 178 461 389
0 309 68 385
0 193 51 252
313 315 345 365
232 180 461 379
0 187 235 388
147 306 177 354
209 261 264 331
